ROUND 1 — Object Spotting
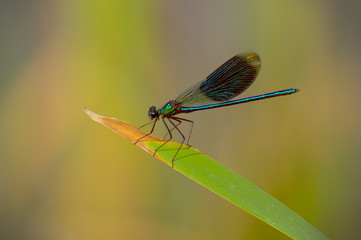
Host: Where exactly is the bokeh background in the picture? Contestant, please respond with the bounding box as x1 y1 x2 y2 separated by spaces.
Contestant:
1 0 360 239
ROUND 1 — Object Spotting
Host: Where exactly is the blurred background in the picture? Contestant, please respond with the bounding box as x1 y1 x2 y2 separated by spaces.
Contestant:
1 0 360 239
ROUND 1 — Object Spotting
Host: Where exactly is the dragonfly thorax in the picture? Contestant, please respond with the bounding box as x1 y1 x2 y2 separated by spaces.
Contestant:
148 101 182 120
159 100 182 118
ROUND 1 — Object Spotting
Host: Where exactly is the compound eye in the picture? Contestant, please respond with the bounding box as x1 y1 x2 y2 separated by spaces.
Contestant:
148 106 158 119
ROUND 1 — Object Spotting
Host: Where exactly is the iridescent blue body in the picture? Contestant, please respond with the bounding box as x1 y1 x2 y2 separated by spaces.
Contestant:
137 52 299 167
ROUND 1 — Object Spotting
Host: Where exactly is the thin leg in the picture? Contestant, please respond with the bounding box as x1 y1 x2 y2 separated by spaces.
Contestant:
153 117 173 156
163 118 181 139
138 120 155 130
172 117 194 146
168 118 186 168
135 118 158 145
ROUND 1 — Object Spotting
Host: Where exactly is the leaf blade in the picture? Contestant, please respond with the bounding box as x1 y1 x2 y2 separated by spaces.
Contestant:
84 107 328 240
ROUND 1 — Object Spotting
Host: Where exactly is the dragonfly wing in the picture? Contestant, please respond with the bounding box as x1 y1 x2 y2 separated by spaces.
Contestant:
175 53 261 107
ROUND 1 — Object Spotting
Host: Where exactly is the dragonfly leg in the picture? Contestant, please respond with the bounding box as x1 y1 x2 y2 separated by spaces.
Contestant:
138 120 155 130
163 118 181 139
153 117 173 157
135 118 158 145
171 117 194 147
168 118 186 168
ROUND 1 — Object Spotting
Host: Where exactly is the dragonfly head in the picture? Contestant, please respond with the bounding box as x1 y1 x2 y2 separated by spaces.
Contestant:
148 106 159 120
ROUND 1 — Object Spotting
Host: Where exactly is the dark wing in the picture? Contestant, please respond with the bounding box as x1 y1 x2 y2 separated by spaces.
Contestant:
175 53 261 107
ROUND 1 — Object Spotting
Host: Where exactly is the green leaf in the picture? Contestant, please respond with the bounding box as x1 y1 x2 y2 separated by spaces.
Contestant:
83 107 328 240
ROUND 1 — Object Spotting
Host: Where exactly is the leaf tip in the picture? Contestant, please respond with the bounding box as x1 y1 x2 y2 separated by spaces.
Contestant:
82 106 103 124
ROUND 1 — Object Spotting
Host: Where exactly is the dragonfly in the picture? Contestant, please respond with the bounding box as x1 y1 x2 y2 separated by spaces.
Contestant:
135 52 299 167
